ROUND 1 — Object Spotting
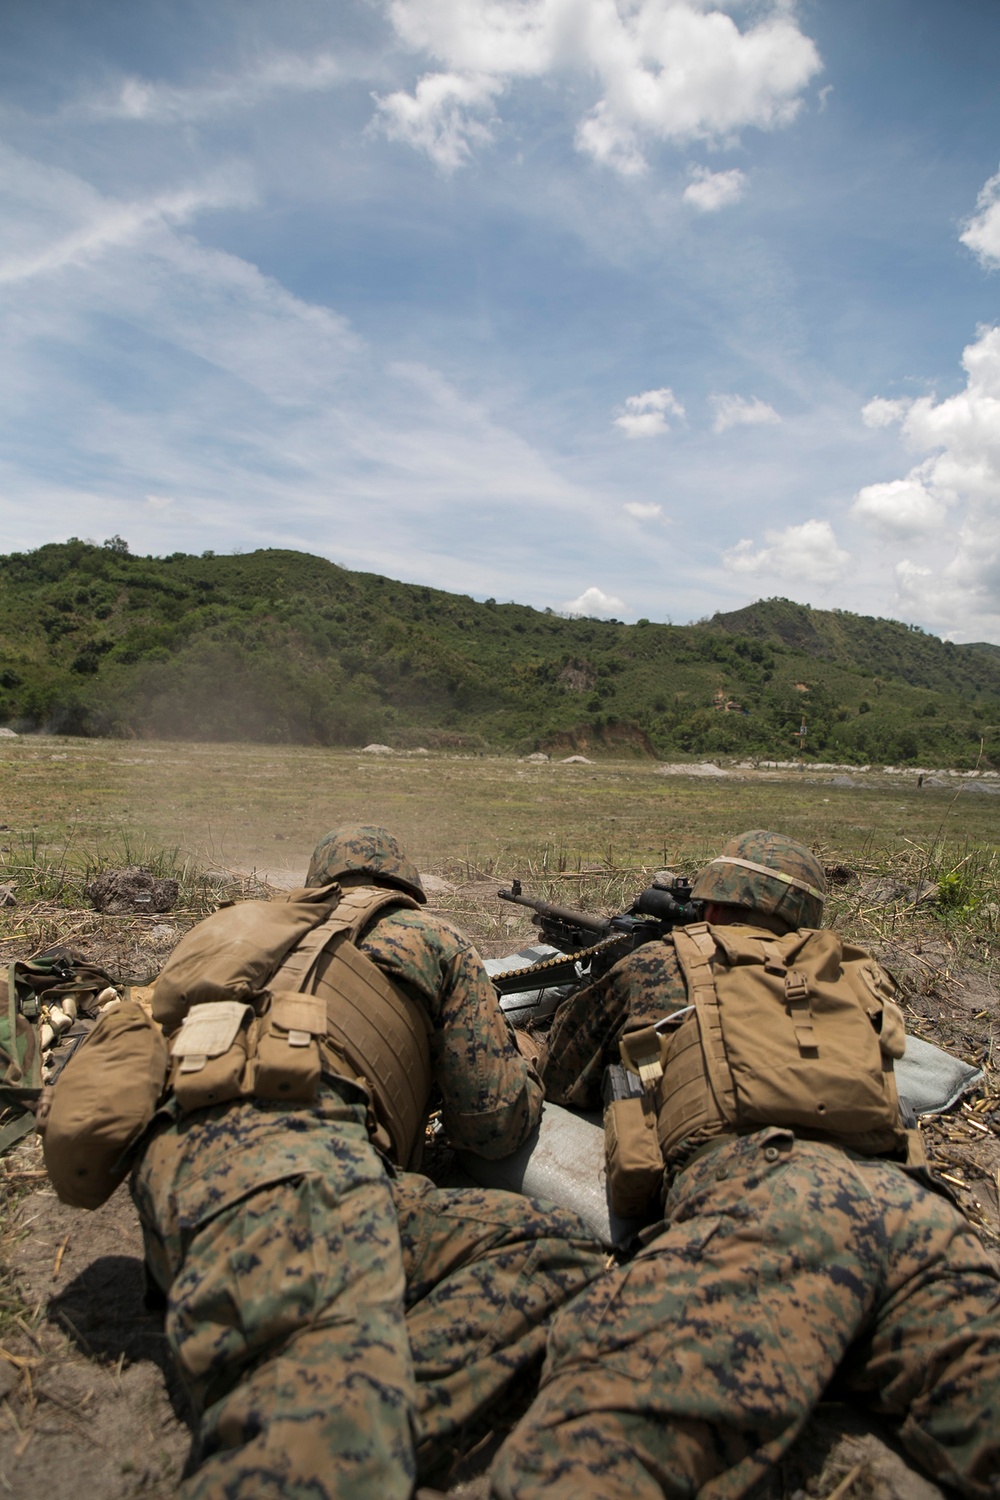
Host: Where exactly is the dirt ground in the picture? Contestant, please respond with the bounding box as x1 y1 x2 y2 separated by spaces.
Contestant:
2 878 998 1500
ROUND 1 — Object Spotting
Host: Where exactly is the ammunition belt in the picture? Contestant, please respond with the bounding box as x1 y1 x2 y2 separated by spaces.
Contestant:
490 933 632 995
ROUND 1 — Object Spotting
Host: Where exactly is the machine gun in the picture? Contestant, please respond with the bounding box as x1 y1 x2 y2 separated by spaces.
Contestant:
490 876 702 998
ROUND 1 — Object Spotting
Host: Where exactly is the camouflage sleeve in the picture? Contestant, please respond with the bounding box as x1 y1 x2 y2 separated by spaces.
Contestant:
541 941 689 1110
360 909 543 1159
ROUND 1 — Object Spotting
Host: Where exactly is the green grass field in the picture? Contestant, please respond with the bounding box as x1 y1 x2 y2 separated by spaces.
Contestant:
4 735 1000 871
4 735 1000 959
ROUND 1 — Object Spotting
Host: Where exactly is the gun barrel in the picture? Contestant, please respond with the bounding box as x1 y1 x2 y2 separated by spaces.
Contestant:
497 889 609 936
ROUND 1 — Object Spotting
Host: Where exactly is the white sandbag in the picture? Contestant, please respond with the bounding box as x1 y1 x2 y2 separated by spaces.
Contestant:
896 1032 983 1116
457 1101 646 1249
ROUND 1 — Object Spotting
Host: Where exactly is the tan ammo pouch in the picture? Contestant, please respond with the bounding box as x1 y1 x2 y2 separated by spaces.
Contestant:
668 923 909 1160
169 1000 255 1113
41 1001 169 1210
168 992 329 1112
605 1095 664 1217
608 1010 693 1214
254 991 326 1103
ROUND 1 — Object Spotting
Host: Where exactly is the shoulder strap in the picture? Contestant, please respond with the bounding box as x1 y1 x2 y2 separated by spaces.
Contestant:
273 886 417 992
671 924 737 1125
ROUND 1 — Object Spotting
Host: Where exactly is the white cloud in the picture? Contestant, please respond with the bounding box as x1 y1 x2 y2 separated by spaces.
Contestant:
0 163 252 288
614 386 685 437
682 166 747 212
860 327 1000 511
850 474 950 539
861 396 911 428
372 71 502 172
852 324 1000 634
960 166 1000 270
562 585 626 617
710 393 780 433
624 501 663 519
81 53 343 124
724 519 850 584
379 0 822 174
0 145 599 595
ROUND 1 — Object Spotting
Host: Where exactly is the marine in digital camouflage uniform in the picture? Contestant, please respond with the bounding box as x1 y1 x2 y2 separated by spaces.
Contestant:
132 826 605 1500
492 832 1000 1500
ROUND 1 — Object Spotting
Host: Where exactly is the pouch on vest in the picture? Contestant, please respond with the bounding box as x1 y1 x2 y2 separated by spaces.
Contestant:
170 1001 254 1113
254 991 325 1103
603 1064 663 1217
40 1000 169 1210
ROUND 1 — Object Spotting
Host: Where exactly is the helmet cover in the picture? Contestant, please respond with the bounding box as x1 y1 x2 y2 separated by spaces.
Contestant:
691 830 826 929
306 825 426 903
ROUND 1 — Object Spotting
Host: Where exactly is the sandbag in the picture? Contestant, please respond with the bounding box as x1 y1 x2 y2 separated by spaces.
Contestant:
458 1101 645 1249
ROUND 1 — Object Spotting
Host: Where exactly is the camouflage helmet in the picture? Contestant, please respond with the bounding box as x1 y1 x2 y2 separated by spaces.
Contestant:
305 825 426 904
691 830 826 930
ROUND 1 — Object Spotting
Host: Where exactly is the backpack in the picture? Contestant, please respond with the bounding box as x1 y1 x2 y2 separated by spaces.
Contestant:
661 922 909 1160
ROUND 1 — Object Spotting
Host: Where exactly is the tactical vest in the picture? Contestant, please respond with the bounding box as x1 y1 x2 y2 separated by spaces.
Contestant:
42 884 434 1208
267 887 433 1167
160 883 433 1167
622 922 911 1172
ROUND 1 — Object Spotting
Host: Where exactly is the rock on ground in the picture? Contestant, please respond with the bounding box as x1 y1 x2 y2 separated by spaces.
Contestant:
656 761 729 777
85 866 179 916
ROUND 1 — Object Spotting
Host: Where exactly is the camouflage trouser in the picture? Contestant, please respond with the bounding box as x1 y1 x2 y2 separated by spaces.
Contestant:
131 1081 604 1500
491 1128 1000 1500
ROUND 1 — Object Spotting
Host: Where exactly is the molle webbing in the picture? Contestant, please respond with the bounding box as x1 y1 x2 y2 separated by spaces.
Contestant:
270 887 432 1166
270 887 406 989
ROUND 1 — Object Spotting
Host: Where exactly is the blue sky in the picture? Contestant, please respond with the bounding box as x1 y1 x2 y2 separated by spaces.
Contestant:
1 1 999 639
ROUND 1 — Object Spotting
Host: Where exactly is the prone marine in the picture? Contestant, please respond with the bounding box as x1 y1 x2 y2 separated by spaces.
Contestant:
39 825 606 1500
491 830 1000 1499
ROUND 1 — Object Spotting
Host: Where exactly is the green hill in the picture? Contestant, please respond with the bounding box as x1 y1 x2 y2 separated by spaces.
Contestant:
708 598 1000 698
1 540 997 767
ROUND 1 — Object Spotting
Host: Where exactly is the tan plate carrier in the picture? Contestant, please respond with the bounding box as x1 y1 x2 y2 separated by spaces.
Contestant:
161 884 434 1167
268 887 434 1166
